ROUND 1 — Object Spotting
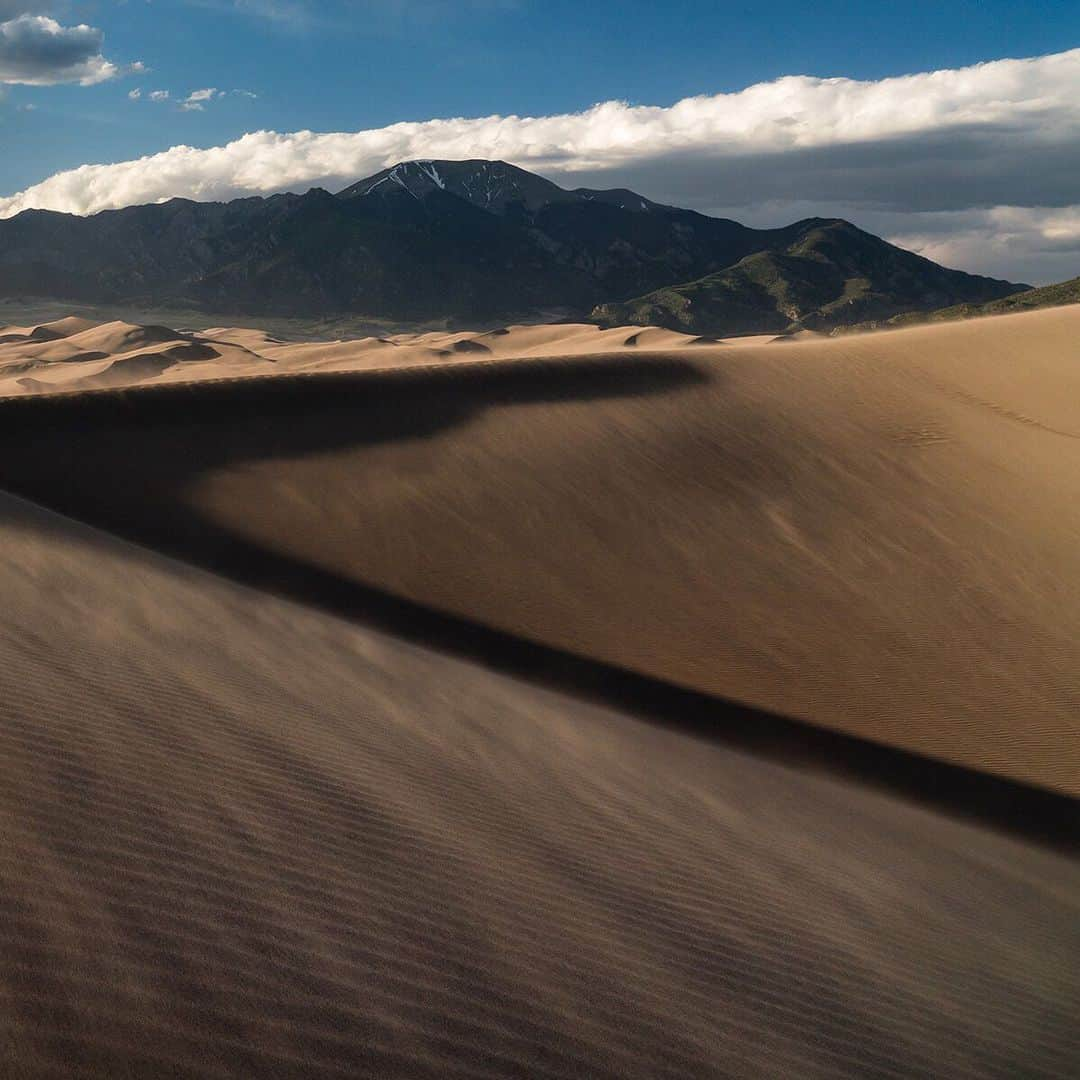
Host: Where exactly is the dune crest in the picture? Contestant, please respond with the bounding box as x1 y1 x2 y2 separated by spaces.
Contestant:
1 305 1079 796
0 317 778 397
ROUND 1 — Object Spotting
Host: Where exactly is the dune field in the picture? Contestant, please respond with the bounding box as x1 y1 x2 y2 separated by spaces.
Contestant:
0 317 756 397
0 305 1078 1077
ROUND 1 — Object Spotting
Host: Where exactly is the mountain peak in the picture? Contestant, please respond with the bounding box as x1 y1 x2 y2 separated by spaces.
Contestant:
338 159 571 214
337 158 668 217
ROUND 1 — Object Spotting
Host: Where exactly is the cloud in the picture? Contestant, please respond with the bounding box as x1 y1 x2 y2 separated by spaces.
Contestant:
2 48 1079 280
135 87 250 110
0 14 133 86
179 86 225 111
886 206 1080 285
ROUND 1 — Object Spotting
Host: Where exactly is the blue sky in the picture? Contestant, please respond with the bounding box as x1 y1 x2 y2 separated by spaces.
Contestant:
1 1 1079 281
2 0 1077 193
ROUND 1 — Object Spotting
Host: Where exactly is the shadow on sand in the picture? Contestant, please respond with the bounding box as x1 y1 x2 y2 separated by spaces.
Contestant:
0 356 1075 852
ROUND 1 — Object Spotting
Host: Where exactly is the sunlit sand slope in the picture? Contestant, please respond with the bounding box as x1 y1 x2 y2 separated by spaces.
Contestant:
0 491 1077 1078
1 307 1077 794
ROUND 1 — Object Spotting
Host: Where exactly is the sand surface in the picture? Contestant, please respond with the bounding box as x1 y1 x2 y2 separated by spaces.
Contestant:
0 305 1078 1076
1 307 1078 794
0 318 754 397
0 490 1077 1078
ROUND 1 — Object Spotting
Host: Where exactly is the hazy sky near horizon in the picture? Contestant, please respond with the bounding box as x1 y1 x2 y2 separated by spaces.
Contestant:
1 0 1079 282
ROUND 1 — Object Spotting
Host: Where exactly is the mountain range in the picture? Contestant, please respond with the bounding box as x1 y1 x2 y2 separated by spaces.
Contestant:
0 159 1027 332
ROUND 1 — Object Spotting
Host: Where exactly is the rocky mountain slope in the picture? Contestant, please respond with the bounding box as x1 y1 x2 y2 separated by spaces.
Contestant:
0 159 1025 327
840 274 1080 333
592 220 1029 336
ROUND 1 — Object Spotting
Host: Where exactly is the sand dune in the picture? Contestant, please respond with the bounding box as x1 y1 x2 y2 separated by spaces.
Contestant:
1 306 1078 794
0 317 765 397
0 317 301 392
0 489 1077 1078
0 304 1078 1076
0 315 100 343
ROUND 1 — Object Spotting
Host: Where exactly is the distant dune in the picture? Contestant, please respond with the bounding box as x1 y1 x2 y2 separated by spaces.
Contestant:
0 316 779 396
0 305 1078 1077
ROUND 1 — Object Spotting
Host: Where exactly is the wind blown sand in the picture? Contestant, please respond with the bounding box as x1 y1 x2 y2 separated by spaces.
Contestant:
1 307 1077 793
0 491 1077 1078
0 306 1077 1077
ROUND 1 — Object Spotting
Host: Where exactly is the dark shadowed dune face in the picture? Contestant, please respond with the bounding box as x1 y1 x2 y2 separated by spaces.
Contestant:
0 326 64 344
451 338 493 353
162 342 221 362
48 350 112 364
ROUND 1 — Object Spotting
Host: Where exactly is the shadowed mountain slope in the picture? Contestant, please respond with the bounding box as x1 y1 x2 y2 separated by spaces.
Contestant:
0 160 1023 326
592 220 1027 336
843 274 1080 332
